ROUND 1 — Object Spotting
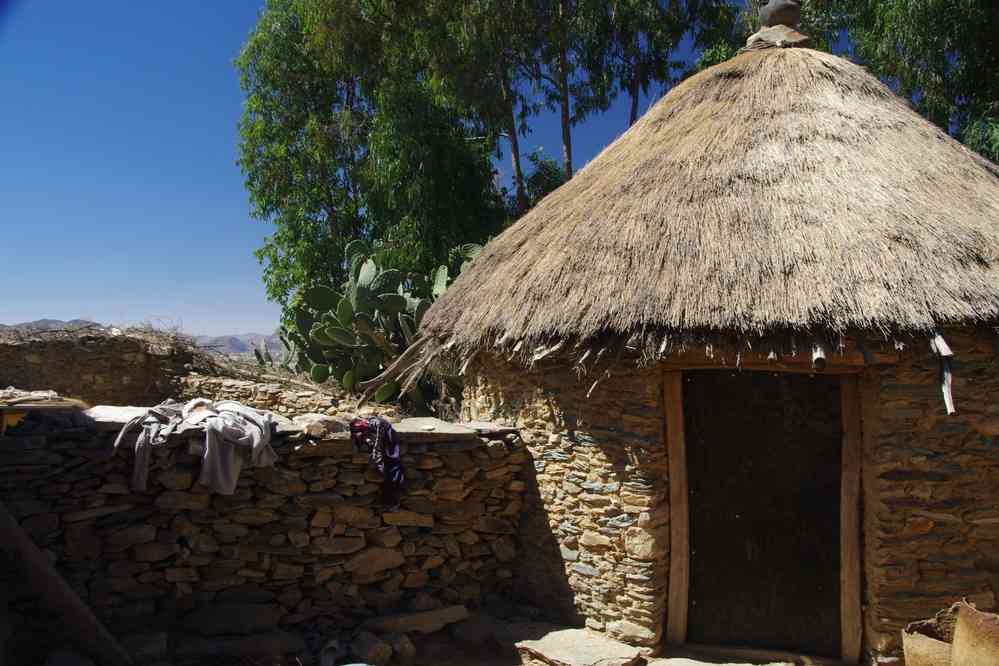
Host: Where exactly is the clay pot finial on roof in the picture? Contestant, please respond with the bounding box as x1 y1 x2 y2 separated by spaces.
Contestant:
759 0 801 29
746 0 811 50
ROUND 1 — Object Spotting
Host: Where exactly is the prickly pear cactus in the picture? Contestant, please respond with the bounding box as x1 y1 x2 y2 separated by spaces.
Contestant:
282 240 462 401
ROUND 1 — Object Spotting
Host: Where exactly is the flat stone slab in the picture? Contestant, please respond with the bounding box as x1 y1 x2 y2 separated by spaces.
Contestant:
514 627 643 666
461 420 519 436
646 657 776 666
362 604 470 634
291 413 347 438
393 418 478 443
83 405 148 430
82 405 303 436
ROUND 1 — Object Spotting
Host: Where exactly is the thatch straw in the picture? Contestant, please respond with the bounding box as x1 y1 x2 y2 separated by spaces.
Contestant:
422 46 999 357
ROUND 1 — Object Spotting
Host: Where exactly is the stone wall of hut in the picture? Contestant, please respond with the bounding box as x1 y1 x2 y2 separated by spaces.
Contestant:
860 328 999 655
463 333 999 659
0 409 526 663
462 357 670 647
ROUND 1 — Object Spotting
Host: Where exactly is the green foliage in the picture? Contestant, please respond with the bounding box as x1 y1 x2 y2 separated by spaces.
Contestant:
576 0 703 127
237 0 508 314
826 0 999 162
359 77 507 274
236 0 365 309
962 117 999 163
524 150 569 207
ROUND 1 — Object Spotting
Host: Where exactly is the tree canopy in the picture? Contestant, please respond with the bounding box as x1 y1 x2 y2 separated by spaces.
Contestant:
829 0 999 162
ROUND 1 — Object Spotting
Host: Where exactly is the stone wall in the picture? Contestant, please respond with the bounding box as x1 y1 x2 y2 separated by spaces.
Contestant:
0 329 207 406
0 410 526 663
176 373 347 418
462 356 669 647
860 328 999 655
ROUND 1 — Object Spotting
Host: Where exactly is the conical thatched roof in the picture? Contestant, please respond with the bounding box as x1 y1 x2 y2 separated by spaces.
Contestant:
422 46 999 357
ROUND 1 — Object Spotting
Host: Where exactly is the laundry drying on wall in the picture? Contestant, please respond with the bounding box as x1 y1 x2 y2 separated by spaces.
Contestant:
113 398 278 494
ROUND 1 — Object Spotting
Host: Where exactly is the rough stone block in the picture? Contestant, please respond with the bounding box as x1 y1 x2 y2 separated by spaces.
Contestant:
344 547 405 577
314 536 365 555
362 604 470 634
350 630 392 666
104 524 157 552
383 510 433 528
515 626 643 666
155 491 209 511
369 526 402 548
184 603 285 636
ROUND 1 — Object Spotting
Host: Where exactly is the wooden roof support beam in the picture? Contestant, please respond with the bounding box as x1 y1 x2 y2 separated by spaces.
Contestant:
0 500 133 666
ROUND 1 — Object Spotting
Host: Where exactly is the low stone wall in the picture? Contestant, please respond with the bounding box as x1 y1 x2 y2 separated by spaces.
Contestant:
176 373 347 418
0 329 204 406
462 357 669 647
0 410 526 663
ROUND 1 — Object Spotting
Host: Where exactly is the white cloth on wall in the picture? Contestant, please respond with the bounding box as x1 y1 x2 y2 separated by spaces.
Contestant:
196 400 277 495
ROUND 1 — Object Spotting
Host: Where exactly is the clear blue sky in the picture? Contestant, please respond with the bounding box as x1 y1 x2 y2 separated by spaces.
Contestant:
0 1 691 336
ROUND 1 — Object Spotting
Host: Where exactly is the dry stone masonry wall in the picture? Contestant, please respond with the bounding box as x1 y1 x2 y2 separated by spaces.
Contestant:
0 330 201 406
861 328 999 654
462 357 669 647
0 410 526 663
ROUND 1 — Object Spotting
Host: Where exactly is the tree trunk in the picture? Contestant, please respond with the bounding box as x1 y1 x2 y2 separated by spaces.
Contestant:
628 75 640 126
500 66 528 213
558 0 573 179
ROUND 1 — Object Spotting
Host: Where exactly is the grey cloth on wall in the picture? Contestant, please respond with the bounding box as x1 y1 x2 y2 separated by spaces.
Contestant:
112 398 278 495
112 400 184 491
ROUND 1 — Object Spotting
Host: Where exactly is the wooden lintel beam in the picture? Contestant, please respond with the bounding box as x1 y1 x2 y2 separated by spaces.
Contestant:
659 349 898 374
660 360 864 374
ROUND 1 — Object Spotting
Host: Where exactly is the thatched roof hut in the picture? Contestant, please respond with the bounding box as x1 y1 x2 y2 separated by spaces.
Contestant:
423 40 999 361
413 17 999 666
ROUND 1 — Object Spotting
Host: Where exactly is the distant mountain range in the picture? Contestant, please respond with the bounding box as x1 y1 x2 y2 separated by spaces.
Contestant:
0 318 102 331
194 333 282 354
1 319 281 355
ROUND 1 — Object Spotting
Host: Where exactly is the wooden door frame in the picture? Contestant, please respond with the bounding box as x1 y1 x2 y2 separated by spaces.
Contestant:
663 368 864 664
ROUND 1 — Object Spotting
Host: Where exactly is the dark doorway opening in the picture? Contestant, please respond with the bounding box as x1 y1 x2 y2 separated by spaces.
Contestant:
684 371 842 658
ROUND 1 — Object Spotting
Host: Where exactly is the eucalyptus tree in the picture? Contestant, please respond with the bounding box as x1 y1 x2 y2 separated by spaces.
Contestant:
578 0 692 128
237 0 507 314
